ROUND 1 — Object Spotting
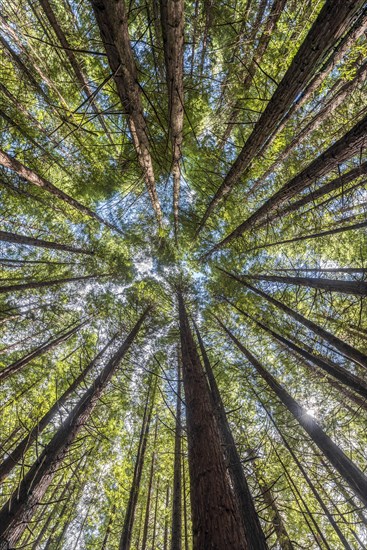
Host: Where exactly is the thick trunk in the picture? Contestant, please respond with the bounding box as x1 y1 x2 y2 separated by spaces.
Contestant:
193 321 268 550
0 229 93 255
219 268 367 370
197 0 365 232
208 112 367 253
0 334 116 481
0 149 121 234
0 308 149 549
119 377 157 550
242 273 367 297
171 351 182 550
178 292 247 549
91 0 162 224
0 319 86 382
225 299 367 400
160 0 184 240
0 272 110 295
216 318 367 507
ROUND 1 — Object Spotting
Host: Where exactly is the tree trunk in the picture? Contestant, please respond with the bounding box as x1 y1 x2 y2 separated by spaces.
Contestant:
0 229 93 255
0 333 116 481
216 317 367 508
119 376 157 550
242 273 367 297
0 308 149 549
0 272 110 295
224 298 367 400
0 319 86 382
208 111 367 253
193 321 268 550
141 423 158 550
196 0 365 232
171 350 182 550
219 268 367 370
0 148 121 234
178 291 247 549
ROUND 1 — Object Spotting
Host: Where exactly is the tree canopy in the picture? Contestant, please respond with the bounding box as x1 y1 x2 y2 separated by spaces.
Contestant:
0 0 367 548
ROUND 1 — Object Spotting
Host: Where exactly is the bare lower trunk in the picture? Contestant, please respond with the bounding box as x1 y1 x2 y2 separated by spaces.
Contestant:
0 229 93 255
171 351 182 550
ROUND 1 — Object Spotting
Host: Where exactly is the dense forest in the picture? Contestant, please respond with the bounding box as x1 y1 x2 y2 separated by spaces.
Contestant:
0 0 367 548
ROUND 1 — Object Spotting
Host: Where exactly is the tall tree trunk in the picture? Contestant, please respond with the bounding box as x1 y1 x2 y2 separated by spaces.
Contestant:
142 423 158 550
196 0 365 232
0 229 93 255
91 0 162 225
119 376 157 550
0 320 87 382
0 308 149 549
171 350 182 550
178 291 248 549
224 298 367 400
101 504 116 549
0 333 116 481
0 149 121 234
163 484 170 550
219 268 367 370
241 273 367 297
193 321 268 550
0 272 110 295
215 316 367 507
208 111 367 253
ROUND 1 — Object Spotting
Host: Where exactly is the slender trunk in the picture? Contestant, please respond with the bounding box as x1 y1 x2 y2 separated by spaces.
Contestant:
193 321 268 550
141 424 158 550
0 272 111 295
242 273 367 297
196 0 365 232
0 149 121 234
215 316 367 507
171 351 182 550
219 268 367 370
224 298 367 400
119 376 157 550
208 111 367 253
0 333 116 481
163 484 170 550
101 505 116 549
0 229 93 255
0 308 149 549
178 292 247 549
0 319 86 382
151 477 160 549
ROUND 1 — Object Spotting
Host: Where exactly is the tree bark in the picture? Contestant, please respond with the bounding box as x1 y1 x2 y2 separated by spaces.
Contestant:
0 229 93 255
197 0 365 232
171 350 182 550
178 291 247 549
0 333 116 481
215 317 367 508
218 268 367 370
0 272 110 295
193 321 268 550
141 423 158 550
0 319 86 382
0 148 121 234
208 111 367 253
0 308 149 549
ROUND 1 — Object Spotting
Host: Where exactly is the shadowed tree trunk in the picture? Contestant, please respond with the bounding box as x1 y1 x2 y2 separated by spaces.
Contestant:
178 291 248 549
0 229 93 255
0 272 111 295
0 308 149 549
196 0 365 232
171 350 182 550
215 316 367 508
219 268 367 370
141 422 158 550
193 320 268 550
0 319 87 382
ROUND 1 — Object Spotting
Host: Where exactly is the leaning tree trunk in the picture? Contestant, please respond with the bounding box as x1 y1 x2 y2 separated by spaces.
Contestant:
224 298 367 400
0 308 149 549
215 316 367 507
0 333 117 482
178 291 248 549
0 229 94 255
196 0 365 232
0 149 121 234
141 422 158 550
208 111 367 253
193 320 268 550
119 376 157 550
0 319 87 382
0 272 111 295
219 268 367 370
171 350 182 550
